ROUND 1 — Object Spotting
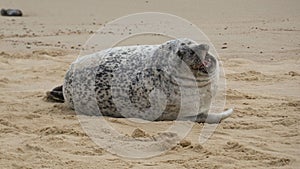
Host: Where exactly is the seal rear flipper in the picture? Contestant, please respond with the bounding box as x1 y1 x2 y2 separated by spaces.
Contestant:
52 85 63 92
45 85 65 103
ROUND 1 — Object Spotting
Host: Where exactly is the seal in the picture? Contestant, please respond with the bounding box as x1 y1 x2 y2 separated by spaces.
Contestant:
1 9 23 17
46 38 233 123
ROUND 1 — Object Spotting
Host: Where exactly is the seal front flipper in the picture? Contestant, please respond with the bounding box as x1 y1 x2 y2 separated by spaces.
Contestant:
45 85 64 103
181 108 233 124
204 108 233 124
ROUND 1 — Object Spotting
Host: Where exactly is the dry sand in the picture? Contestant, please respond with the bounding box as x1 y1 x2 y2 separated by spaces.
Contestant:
0 0 299 168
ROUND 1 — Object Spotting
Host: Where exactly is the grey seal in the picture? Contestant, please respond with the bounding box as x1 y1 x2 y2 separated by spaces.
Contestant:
47 38 233 123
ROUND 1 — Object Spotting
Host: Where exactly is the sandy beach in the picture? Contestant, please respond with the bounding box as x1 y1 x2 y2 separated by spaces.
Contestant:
0 0 299 168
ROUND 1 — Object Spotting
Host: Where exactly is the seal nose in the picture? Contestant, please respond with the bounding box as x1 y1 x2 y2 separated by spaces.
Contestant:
190 44 209 61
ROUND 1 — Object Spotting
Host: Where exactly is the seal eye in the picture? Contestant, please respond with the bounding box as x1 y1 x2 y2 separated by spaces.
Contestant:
176 50 185 60
190 50 195 55
177 46 197 59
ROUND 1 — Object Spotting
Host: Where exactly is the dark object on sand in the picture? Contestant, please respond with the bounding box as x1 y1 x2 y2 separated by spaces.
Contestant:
1 9 23 17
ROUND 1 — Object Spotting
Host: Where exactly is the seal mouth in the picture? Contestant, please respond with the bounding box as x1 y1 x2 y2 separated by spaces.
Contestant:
199 58 213 73
191 54 216 74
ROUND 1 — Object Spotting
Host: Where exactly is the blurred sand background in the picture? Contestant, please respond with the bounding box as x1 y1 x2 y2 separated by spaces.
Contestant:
0 0 299 168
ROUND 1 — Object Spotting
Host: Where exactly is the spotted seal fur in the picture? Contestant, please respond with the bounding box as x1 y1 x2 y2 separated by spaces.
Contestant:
47 38 233 123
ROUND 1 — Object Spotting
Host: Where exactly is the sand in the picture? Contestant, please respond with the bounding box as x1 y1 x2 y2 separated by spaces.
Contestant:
0 0 299 168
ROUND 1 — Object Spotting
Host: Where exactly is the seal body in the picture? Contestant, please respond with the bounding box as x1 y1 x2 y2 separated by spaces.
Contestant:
63 39 219 122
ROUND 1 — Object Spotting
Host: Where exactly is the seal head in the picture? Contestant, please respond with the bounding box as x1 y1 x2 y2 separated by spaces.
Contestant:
176 43 216 75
